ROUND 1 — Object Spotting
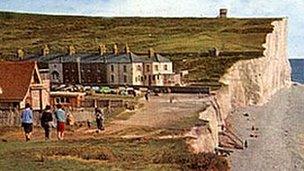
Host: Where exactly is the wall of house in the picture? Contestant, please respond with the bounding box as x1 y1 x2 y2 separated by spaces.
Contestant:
159 62 173 75
81 63 107 84
62 62 79 84
119 63 133 85
49 62 63 83
107 63 133 85
132 63 144 85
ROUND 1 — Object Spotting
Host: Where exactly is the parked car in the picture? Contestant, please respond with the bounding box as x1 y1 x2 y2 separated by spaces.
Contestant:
99 86 111 94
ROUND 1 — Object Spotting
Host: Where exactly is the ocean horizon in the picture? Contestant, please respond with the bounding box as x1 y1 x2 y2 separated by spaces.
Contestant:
289 59 304 83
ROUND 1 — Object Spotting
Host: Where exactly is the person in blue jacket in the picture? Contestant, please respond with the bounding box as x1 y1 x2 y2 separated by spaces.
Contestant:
21 103 33 141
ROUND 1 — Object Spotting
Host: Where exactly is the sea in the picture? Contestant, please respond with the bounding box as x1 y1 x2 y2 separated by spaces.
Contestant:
289 59 304 84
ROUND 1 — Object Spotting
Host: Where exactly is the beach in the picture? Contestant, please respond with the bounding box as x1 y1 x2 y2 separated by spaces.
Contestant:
230 85 304 170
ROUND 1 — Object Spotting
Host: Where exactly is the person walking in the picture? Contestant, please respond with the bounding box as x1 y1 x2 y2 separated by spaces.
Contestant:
95 108 105 131
40 105 53 141
145 90 150 101
21 103 33 141
54 104 66 140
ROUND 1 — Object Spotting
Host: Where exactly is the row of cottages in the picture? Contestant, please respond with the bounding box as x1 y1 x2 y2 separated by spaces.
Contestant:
0 61 50 110
23 44 180 86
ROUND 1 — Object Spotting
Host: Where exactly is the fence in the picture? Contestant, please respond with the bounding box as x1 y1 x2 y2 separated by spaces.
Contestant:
81 99 124 108
0 110 41 126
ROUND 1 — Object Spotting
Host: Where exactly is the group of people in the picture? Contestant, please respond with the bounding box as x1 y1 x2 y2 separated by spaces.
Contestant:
20 103 105 141
21 103 67 141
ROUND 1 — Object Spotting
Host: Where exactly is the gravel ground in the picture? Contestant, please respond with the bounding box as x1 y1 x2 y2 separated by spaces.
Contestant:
115 93 208 128
230 85 304 171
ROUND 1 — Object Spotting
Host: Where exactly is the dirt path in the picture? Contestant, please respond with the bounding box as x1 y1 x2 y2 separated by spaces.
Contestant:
113 94 208 128
1 93 208 141
230 86 304 171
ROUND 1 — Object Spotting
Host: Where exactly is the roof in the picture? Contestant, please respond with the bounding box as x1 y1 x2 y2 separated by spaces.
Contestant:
50 91 85 97
24 52 171 64
0 61 37 102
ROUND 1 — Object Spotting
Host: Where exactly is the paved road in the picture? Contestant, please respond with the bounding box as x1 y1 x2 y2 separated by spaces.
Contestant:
230 86 304 171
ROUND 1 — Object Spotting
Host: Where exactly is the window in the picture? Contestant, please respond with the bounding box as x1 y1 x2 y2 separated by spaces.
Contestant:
135 77 138 82
123 65 127 72
123 75 127 83
111 75 114 82
146 65 150 72
138 75 142 82
87 69 91 73
164 64 168 71
55 97 60 104
137 65 141 71
55 97 70 104
97 69 101 73
51 71 60 80
157 75 160 80
152 75 156 81
71 69 75 73
155 65 159 71
111 65 114 72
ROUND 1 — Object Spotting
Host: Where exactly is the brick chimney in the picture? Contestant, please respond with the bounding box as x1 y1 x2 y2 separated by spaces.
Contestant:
113 44 118 55
124 43 130 54
219 8 228 18
209 47 220 57
42 45 50 56
17 49 25 60
98 44 106 56
148 48 155 58
68 45 76 55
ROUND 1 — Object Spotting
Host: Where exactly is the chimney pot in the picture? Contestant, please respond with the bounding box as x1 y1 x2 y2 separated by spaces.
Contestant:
209 47 220 57
99 44 106 55
113 44 118 55
124 43 130 54
17 49 25 60
42 45 50 56
68 45 76 55
148 48 155 58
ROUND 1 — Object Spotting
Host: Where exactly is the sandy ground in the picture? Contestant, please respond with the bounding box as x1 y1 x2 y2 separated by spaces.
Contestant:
104 94 209 136
115 94 208 127
230 85 304 171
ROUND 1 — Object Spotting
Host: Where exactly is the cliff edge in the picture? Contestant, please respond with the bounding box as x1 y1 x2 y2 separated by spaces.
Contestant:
189 18 292 153
218 18 291 121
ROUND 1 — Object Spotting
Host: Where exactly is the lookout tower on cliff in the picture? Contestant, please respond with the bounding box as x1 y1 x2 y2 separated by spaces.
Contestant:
219 8 228 18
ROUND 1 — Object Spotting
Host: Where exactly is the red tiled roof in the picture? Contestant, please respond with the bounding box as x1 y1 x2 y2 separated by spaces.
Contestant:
0 61 36 102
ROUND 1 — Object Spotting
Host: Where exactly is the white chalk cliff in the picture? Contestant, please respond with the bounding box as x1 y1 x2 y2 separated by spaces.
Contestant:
218 18 291 119
188 18 292 153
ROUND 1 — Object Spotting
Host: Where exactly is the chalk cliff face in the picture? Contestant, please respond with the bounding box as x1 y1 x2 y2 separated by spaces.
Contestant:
188 18 292 153
218 18 291 119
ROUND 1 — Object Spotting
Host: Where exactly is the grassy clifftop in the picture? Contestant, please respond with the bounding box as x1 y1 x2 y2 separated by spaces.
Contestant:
0 11 278 59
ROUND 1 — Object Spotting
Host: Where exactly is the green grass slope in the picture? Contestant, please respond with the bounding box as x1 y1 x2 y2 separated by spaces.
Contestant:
0 137 229 171
0 11 278 59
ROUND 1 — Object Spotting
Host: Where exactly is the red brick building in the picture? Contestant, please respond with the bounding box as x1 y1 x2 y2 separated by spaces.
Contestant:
50 91 85 108
0 61 50 110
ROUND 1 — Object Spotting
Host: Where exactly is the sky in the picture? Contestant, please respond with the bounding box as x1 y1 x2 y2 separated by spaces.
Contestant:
0 0 303 58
